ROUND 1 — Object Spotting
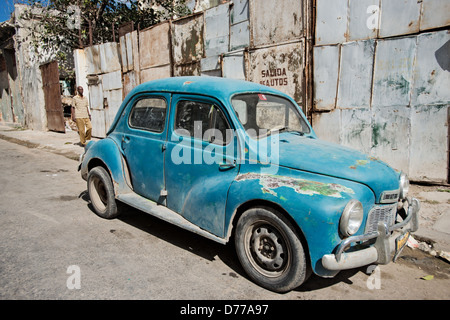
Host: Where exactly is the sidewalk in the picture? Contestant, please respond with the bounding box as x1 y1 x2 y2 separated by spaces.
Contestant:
0 122 449 258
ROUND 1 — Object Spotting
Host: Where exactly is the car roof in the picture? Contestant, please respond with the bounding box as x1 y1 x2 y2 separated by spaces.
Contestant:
128 76 289 102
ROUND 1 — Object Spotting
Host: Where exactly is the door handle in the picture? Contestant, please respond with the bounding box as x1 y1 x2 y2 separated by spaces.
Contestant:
219 160 236 170
121 135 130 150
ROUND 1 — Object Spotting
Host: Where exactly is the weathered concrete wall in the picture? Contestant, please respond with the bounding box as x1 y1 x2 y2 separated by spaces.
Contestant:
312 0 450 183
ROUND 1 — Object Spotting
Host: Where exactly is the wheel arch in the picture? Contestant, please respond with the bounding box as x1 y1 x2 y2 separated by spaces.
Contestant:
227 199 311 265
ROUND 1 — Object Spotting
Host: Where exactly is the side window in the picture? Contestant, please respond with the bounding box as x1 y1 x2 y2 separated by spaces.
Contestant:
175 100 231 145
129 97 167 132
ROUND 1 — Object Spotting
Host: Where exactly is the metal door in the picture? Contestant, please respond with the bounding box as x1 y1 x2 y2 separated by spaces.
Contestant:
40 61 65 133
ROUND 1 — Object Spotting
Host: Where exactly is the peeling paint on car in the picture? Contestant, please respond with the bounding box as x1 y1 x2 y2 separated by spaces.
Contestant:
235 172 355 198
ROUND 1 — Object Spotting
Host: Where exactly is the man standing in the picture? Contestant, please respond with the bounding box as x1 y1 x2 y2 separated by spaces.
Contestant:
71 86 92 146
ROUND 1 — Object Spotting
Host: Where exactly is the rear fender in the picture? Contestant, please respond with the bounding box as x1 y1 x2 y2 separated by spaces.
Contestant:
82 138 132 196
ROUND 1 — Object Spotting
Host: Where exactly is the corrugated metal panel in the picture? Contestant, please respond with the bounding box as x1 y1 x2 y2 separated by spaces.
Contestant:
313 45 339 110
378 0 421 38
99 42 121 73
371 106 410 173
412 30 450 107
337 40 375 109
119 35 129 73
231 0 249 24
91 109 106 138
139 22 171 70
372 36 417 108
247 41 304 104
171 13 204 67
315 0 348 45
348 0 379 41
85 45 101 75
230 21 249 51
249 0 303 47
204 3 229 57
102 70 122 91
410 105 449 182
222 51 246 80
340 108 372 155
123 71 137 98
88 81 103 110
104 88 123 130
420 0 450 31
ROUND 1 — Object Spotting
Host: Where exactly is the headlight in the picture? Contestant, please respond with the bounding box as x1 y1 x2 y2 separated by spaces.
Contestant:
399 172 409 199
340 199 364 237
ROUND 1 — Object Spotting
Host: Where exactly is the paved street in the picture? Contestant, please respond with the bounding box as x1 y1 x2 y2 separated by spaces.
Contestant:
0 138 449 302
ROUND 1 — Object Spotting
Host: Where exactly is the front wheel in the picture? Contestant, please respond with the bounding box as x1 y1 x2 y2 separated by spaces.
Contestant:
235 207 309 292
87 166 120 219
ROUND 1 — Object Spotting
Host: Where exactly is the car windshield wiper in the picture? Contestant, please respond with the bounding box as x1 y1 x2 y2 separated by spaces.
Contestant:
268 126 304 136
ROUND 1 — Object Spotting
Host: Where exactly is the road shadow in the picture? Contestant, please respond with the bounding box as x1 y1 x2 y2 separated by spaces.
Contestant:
78 190 370 292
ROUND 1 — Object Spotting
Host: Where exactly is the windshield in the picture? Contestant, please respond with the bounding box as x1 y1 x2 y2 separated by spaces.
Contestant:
231 93 310 139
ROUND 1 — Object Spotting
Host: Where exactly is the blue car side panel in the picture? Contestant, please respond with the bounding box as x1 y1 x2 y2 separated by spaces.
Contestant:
82 137 132 195
224 165 375 277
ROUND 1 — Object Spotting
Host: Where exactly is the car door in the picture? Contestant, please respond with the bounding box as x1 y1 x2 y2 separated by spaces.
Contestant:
121 93 170 203
164 94 240 237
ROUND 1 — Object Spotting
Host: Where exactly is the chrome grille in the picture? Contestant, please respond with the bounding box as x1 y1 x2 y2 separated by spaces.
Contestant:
365 204 397 234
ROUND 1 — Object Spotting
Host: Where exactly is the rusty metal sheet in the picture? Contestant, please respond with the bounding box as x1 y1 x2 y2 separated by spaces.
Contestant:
420 0 450 31
173 61 201 77
249 0 303 47
371 106 410 173
140 65 171 83
315 0 348 45
378 0 421 38
410 105 449 182
348 0 379 41
247 41 304 104
85 45 101 75
231 0 249 24
131 30 140 76
39 61 65 133
139 22 171 70
412 30 450 107
99 42 121 74
313 45 339 111
311 109 341 145
119 35 129 73
337 40 375 109
123 71 138 98
372 36 417 108
222 51 246 80
204 3 229 57
171 13 204 66
340 108 372 155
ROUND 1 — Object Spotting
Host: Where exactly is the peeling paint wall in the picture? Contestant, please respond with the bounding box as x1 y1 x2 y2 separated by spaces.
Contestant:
312 0 450 183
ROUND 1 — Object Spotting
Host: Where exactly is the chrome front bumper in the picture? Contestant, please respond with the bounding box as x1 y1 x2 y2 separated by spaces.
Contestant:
322 198 420 271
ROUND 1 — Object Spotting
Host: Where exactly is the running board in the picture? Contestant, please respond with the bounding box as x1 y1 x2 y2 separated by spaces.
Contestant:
116 192 227 245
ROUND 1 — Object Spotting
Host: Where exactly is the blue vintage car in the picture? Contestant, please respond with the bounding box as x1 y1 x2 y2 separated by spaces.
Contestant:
79 76 419 293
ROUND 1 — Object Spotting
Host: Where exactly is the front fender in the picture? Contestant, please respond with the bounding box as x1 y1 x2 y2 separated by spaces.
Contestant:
80 137 132 196
224 165 375 277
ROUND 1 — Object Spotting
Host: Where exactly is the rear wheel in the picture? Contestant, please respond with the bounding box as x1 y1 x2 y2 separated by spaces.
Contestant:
235 207 309 292
87 166 120 219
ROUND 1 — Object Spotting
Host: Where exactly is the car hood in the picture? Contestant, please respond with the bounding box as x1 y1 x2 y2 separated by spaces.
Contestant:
256 133 400 198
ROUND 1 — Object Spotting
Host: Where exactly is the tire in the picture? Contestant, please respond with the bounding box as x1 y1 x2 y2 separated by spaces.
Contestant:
87 166 120 219
235 207 309 293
